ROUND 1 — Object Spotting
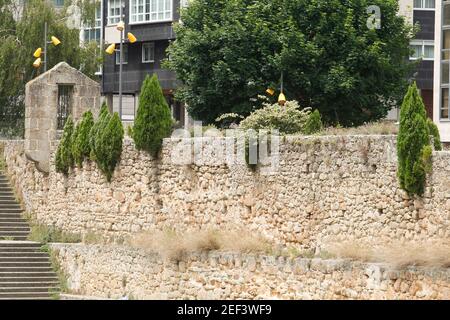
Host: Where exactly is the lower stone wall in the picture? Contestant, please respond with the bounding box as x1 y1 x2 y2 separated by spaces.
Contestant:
50 243 450 300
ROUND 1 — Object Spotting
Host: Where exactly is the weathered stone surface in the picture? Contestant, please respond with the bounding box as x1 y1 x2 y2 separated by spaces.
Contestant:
24 62 101 173
2 135 450 249
50 243 450 300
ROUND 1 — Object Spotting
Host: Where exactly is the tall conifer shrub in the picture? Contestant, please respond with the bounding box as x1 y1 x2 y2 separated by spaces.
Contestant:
132 74 173 156
55 116 74 175
72 110 94 167
397 82 431 196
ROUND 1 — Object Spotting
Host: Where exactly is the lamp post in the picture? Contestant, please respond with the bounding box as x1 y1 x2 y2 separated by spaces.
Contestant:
32 21 61 70
266 71 286 106
105 14 137 120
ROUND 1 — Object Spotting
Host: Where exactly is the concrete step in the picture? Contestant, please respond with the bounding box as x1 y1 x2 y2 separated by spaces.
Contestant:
0 231 30 236
0 281 59 288
0 241 41 248
0 252 49 258
0 226 30 232
0 204 21 208
0 286 58 293
0 233 28 241
0 292 55 299
0 208 23 213
0 224 29 229
0 262 51 268
0 248 44 253
0 218 28 224
0 271 57 278
0 276 58 283
0 266 54 272
0 257 50 263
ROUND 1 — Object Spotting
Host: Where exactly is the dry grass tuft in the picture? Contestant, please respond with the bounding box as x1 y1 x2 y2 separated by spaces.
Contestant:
321 121 398 136
128 228 272 261
325 240 450 268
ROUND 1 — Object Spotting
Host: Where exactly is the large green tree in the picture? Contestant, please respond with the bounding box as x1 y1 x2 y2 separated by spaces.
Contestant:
0 0 102 138
166 0 415 126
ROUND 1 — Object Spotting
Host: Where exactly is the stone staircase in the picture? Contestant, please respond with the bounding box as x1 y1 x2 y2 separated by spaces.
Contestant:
0 171 60 300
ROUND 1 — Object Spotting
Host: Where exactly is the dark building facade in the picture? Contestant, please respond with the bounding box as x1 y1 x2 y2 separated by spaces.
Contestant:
101 0 187 125
410 0 436 118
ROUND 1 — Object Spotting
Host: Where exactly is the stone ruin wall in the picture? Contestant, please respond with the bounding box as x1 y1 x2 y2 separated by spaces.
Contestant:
2 135 450 251
50 243 450 300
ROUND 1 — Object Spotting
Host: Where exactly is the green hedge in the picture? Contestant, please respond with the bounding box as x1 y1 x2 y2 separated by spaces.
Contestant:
303 109 323 135
427 118 442 151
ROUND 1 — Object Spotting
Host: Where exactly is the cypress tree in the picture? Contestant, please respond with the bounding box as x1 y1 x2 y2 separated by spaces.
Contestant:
133 74 173 157
427 118 442 151
397 82 431 196
303 109 323 135
90 103 111 161
95 112 124 182
55 116 74 175
72 110 94 167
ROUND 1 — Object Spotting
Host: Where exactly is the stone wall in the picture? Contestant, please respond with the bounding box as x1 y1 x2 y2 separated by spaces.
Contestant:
2 135 450 250
50 243 450 300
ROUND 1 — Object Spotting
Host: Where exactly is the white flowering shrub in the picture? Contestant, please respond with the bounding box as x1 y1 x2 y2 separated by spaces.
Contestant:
239 99 311 134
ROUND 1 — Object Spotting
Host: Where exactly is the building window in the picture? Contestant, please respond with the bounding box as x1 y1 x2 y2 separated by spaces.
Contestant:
115 45 128 64
108 0 123 25
54 0 65 7
83 6 102 43
57 85 73 130
129 0 172 24
413 0 435 9
410 40 434 60
142 42 155 63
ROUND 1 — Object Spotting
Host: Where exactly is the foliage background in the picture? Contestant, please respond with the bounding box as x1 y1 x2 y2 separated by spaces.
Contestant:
166 0 416 127
0 0 102 138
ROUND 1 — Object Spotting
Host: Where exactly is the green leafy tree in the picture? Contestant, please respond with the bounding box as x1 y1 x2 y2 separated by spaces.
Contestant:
166 0 414 126
0 0 102 138
95 113 124 182
397 83 431 196
72 110 94 167
427 118 442 151
304 109 324 135
55 116 74 175
132 74 173 156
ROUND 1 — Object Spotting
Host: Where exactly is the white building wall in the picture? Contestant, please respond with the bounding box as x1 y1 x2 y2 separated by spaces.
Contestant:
433 1 450 141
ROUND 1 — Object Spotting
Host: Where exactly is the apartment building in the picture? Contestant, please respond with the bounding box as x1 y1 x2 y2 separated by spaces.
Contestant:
397 0 436 120
101 0 190 126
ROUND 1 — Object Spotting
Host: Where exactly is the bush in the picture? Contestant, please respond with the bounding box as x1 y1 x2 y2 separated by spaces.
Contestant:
94 112 124 182
55 116 74 175
397 83 431 196
132 74 173 157
239 100 311 134
304 109 324 135
90 103 111 161
72 110 94 167
427 118 442 151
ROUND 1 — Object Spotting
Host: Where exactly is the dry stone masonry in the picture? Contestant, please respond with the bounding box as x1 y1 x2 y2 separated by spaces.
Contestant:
50 243 450 300
2 135 450 251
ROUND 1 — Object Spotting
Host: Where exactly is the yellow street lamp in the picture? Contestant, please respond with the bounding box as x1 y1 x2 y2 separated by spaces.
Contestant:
266 72 287 106
105 17 138 120
266 88 275 96
51 36 61 46
105 43 116 55
33 58 42 68
33 48 42 58
278 92 286 106
127 32 137 44
32 22 62 70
